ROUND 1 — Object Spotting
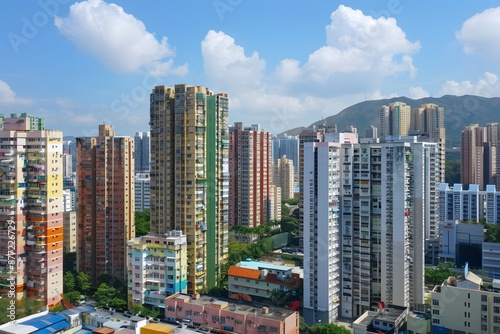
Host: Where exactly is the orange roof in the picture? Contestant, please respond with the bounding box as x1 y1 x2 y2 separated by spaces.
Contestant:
228 266 261 280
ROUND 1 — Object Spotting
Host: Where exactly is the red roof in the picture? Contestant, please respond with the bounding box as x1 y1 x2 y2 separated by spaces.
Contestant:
228 266 261 280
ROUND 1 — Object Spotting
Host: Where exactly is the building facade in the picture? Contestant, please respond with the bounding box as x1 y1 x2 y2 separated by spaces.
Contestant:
149 84 229 293
76 124 135 287
411 103 446 182
134 173 150 212
0 114 64 308
227 260 302 301
298 131 323 250
431 268 499 334
63 211 77 254
271 135 299 173
303 142 341 324
229 123 272 228
134 131 150 173
440 183 500 224
165 294 299 334
379 102 411 138
340 141 428 319
273 156 294 201
127 231 187 310
460 123 500 190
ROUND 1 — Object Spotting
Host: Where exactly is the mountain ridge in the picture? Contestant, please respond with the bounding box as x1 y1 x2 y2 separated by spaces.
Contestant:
282 95 500 147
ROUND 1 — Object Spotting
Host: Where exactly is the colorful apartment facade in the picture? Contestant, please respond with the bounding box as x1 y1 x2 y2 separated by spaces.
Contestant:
127 231 187 310
229 123 273 228
165 294 299 334
149 84 229 293
76 124 135 287
227 260 302 300
0 113 64 308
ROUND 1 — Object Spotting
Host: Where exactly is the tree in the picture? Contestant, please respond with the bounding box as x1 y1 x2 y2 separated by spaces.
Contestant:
425 262 457 286
51 304 64 312
76 272 91 296
307 323 351 334
131 304 143 314
65 291 82 305
135 209 150 237
64 271 75 293
16 298 44 319
94 283 127 310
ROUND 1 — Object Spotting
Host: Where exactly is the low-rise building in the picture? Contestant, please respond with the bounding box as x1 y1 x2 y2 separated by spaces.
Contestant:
438 220 483 268
127 231 187 310
165 294 299 334
431 265 500 334
352 304 408 334
483 242 500 278
227 260 302 301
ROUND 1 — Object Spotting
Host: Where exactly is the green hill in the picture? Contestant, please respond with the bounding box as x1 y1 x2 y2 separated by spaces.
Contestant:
289 95 500 148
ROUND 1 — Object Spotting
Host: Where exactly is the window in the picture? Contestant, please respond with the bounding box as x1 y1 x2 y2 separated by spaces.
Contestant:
432 299 439 306
433 310 440 315
270 327 278 333
432 319 440 324
495 306 500 314
482 295 488 302
494 297 500 304
482 305 488 312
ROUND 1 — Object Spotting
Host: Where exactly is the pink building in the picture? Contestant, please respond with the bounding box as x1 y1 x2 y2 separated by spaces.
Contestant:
165 294 299 334
229 123 272 228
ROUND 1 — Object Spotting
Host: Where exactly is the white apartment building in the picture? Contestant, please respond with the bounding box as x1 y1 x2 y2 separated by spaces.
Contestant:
127 231 187 310
134 173 150 211
303 141 341 325
439 183 500 224
341 141 431 319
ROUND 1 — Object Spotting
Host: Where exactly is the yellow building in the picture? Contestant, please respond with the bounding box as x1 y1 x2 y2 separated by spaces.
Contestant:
431 267 500 334
141 323 173 334
149 84 229 294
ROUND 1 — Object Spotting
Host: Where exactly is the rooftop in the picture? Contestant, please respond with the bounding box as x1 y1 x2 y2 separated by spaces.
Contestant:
354 305 408 327
238 259 293 272
169 294 297 322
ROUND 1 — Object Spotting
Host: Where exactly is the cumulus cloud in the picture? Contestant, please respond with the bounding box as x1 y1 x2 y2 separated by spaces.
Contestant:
55 0 187 76
201 30 265 88
0 80 33 105
200 6 421 130
303 5 420 82
456 7 500 61
409 86 430 99
438 72 500 97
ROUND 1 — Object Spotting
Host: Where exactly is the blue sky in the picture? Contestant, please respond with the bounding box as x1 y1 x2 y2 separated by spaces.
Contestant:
1 0 500 137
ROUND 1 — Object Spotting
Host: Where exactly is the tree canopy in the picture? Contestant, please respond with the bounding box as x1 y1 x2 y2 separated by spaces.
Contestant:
135 209 150 237
424 262 457 286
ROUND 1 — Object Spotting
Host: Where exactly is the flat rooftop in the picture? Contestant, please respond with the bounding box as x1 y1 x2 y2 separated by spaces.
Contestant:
238 259 294 272
172 294 297 321
355 305 408 327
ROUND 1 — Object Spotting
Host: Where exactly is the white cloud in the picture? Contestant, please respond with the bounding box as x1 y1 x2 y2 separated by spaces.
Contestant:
55 0 187 76
409 86 430 99
275 59 301 83
303 5 420 83
457 7 500 61
438 72 500 97
200 6 421 131
201 30 265 88
0 80 33 105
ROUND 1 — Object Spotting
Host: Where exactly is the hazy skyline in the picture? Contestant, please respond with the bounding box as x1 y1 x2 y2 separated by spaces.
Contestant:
1 0 500 137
